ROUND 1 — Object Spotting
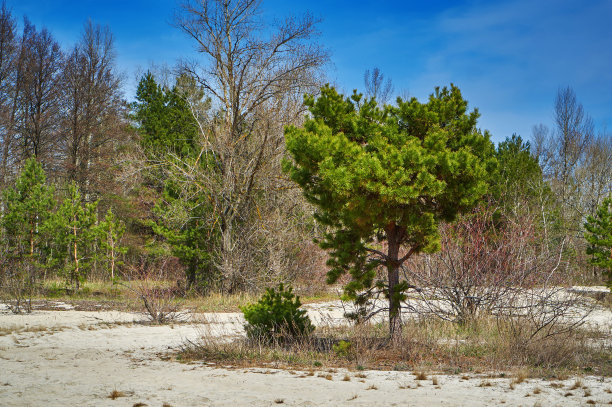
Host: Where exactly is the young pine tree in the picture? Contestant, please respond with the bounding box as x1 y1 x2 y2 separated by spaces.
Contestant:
284 85 496 340
48 183 99 290
584 196 612 288
97 209 126 280
1 158 54 310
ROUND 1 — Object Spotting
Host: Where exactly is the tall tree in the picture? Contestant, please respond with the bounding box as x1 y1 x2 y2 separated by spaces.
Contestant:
131 72 211 289
533 87 594 224
17 22 63 167
60 20 125 199
162 0 328 291
284 84 496 339
0 2 17 187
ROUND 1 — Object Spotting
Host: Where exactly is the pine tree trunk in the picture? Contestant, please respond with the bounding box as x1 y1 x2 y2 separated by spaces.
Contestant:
386 222 403 342
73 223 79 291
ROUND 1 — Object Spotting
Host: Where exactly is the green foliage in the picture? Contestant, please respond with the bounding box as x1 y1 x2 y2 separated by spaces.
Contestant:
332 340 353 358
47 183 99 290
132 71 216 291
284 84 496 328
241 284 314 342
152 173 216 290
493 134 542 203
584 196 612 288
1 158 55 311
97 209 127 279
2 158 55 261
132 72 200 157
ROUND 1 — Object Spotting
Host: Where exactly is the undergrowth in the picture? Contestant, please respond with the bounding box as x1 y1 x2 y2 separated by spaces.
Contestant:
179 316 612 377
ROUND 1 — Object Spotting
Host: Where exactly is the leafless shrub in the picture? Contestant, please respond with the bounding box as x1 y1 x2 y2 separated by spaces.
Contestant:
117 255 186 323
407 204 594 353
1 261 36 314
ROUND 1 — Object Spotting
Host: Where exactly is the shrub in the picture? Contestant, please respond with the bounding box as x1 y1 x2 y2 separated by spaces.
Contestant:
241 284 314 343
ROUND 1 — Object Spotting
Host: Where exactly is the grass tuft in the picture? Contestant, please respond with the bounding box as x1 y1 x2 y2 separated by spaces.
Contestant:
108 390 126 400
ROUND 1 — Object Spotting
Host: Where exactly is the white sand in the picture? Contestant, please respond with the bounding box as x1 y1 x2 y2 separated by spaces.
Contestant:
0 298 610 407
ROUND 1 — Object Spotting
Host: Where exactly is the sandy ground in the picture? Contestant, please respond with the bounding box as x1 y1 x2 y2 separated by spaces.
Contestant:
0 293 611 407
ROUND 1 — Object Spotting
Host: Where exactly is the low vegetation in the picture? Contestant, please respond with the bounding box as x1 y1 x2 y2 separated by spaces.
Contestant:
179 312 611 377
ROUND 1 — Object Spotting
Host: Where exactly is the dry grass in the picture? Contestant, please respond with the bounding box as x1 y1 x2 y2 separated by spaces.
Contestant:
171 292 610 378
31 279 337 313
414 372 427 380
513 370 528 384
343 374 351 381
570 379 583 390
108 390 126 399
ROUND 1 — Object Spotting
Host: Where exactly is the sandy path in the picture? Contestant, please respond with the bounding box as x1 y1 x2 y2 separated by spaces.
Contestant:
0 301 611 406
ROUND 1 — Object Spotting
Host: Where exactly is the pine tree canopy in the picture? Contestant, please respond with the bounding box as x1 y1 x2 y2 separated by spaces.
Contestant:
284 84 497 333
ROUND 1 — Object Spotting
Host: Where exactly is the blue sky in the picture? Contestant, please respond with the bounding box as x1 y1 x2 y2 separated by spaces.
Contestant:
6 0 612 144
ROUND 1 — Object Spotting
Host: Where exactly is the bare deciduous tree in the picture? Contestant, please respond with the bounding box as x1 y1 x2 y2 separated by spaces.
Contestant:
158 0 328 291
0 2 17 187
60 20 126 200
364 67 394 104
17 22 63 168
533 87 594 221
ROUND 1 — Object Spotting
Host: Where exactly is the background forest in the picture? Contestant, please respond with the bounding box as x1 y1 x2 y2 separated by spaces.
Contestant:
0 0 610 313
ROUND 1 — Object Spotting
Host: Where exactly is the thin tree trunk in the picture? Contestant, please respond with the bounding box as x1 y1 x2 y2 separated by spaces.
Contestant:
386 222 402 342
73 222 79 290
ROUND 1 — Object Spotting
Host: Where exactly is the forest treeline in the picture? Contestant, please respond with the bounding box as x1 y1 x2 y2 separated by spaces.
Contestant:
0 0 610 306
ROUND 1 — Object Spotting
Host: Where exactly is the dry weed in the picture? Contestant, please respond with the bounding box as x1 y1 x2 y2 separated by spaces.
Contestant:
108 390 126 399
414 372 427 380
570 379 583 390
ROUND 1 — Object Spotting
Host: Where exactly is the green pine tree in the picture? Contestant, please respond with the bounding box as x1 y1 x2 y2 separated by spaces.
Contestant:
584 196 612 288
97 209 127 280
132 72 200 158
1 158 55 311
47 183 99 291
284 84 497 339
132 72 216 291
